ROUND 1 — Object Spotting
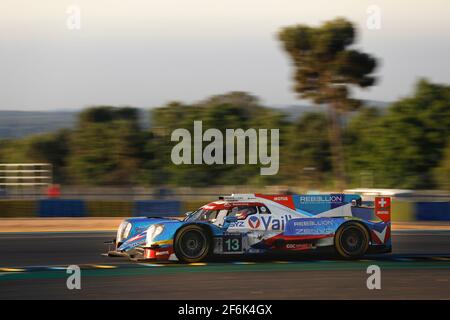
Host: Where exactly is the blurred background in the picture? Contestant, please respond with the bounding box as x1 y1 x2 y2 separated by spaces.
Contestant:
0 0 449 221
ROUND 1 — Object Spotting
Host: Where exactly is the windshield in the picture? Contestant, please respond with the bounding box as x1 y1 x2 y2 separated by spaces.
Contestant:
228 206 257 217
184 209 221 222
184 205 258 223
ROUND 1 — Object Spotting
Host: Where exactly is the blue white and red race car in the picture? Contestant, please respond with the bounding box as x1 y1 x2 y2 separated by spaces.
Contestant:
107 194 392 262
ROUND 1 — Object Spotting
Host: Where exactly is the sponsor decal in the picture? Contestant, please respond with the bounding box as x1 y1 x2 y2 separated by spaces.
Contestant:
371 224 390 244
229 221 245 228
233 214 294 231
248 215 292 231
248 216 261 229
286 218 342 235
298 195 343 203
260 215 292 230
285 243 312 250
293 228 335 235
245 215 293 230
293 220 334 227
375 197 391 222
256 194 296 209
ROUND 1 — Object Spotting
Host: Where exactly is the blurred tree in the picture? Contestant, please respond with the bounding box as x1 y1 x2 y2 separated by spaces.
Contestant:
343 107 382 187
1 80 448 190
138 131 172 186
199 91 260 110
149 92 287 187
68 106 143 185
434 143 450 191
281 112 331 187
278 18 377 189
373 79 450 188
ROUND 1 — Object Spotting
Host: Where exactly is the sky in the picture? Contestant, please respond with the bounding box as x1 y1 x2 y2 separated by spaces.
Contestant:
0 0 449 111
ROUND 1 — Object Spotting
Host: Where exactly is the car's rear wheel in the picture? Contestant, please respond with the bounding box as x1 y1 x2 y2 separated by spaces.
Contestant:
174 225 211 263
334 222 369 259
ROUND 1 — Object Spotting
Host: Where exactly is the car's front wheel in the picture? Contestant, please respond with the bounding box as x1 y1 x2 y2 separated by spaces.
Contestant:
174 225 211 263
334 222 370 259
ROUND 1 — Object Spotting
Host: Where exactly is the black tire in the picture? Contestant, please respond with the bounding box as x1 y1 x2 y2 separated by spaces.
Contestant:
174 225 211 263
334 222 370 259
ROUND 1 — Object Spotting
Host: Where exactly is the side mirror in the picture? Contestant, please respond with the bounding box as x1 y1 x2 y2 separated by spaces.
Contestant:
185 211 193 216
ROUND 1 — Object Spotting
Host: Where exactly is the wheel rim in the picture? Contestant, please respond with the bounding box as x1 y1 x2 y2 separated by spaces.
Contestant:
339 226 366 255
179 230 207 259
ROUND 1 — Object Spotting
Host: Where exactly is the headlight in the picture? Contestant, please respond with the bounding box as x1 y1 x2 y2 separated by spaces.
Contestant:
124 223 132 238
146 224 164 245
117 221 132 243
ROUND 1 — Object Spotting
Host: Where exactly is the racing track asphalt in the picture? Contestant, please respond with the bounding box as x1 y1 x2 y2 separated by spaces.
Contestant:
0 230 449 299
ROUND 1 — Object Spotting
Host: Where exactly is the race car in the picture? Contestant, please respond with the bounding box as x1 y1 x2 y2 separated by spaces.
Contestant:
106 193 392 262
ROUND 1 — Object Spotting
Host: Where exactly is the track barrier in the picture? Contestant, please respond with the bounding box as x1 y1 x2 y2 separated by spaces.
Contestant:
415 202 450 221
133 200 181 217
0 198 449 221
38 199 87 217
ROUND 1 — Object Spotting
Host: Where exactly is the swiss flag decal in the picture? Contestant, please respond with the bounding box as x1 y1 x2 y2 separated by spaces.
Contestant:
375 197 391 222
